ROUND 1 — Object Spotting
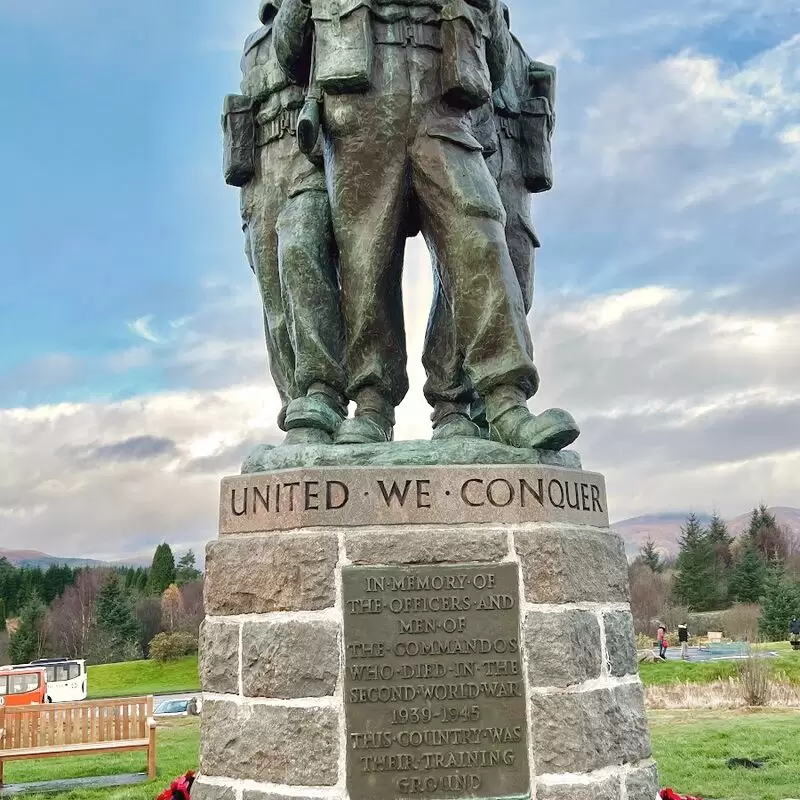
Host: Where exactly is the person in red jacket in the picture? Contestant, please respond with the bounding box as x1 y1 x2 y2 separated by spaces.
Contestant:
657 625 668 660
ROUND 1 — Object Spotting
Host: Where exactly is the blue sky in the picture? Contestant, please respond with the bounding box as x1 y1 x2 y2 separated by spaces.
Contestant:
0 0 799 559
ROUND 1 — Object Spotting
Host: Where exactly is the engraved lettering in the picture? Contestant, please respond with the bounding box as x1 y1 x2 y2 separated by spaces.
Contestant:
231 487 247 517
252 485 269 513
548 479 566 509
284 482 300 512
519 478 544 507
327 480 349 510
487 479 514 508
591 484 604 513
416 480 431 509
460 479 484 507
304 481 320 511
378 480 413 507
580 482 590 511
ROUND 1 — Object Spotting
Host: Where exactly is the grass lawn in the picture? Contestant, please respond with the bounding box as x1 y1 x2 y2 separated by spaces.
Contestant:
2 719 199 800
87 656 200 699
6 710 800 800
640 643 800 688
651 709 800 800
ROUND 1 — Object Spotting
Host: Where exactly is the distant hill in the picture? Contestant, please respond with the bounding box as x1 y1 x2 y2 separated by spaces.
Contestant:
613 506 800 557
0 548 111 569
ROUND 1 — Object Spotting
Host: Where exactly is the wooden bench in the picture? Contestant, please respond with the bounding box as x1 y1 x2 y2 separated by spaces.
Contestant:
0 696 156 787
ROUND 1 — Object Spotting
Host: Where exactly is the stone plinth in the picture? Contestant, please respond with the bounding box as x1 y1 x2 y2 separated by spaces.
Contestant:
196 460 658 800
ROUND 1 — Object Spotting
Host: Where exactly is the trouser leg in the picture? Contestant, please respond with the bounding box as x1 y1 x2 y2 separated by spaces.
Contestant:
422 263 473 411
244 208 297 427
323 89 410 414
277 189 347 399
412 132 539 400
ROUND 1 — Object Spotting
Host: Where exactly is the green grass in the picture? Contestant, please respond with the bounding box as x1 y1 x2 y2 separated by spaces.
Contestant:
3 719 199 800
5 709 800 799
651 709 800 800
640 643 800 688
87 656 199 700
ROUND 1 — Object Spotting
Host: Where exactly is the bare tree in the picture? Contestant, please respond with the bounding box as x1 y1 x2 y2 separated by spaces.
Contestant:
45 568 110 658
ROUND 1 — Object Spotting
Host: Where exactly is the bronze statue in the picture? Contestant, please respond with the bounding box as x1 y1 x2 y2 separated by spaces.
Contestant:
226 0 580 454
223 0 348 445
273 0 578 451
423 4 564 441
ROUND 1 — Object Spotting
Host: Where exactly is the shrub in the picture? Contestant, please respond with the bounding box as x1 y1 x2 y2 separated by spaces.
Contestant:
738 649 771 707
149 631 198 662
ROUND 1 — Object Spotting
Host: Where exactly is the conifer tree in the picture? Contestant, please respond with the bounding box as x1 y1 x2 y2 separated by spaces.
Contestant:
759 566 800 641
147 544 176 595
730 537 766 603
640 538 664 573
176 550 201 586
8 593 46 663
92 573 141 663
707 512 734 605
673 514 718 611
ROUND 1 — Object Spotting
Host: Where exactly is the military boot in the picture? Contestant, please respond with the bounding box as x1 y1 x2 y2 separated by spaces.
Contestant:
283 382 347 445
431 401 482 440
485 386 580 451
335 387 394 445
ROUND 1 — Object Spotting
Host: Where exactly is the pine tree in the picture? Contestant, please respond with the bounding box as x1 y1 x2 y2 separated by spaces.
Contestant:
147 544 176 595
758 567 800 641
176 551 201 586
707 512 734 606
640 538 663 573
97 572 139 643
8 593 46 663
673 514 718 611
730 537 766 604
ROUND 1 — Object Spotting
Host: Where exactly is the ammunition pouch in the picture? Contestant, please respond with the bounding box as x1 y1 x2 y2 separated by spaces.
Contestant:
222 94 256 187
440 1 492 110
311 0 373 94
519 96 554 194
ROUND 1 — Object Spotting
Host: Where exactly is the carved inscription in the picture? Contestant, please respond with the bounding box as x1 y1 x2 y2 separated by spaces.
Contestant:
220 466 610 534
343 564 530 800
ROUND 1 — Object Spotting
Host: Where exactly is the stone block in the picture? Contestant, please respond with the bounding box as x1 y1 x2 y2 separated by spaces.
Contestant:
191 778 236 800
626 762 660 800
530 683 651 774
346 527 508 565
516 526 629 604
205 533 337 615
242 617 339 698
536 776 620 800
201 699 339 785
605 611 639 677
525 610 602 687
199 618 239 695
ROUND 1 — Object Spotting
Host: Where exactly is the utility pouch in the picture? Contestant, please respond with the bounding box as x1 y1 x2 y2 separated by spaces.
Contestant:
222 94 256 187
519 96 553 193
440 2 491 110
311 0 373 94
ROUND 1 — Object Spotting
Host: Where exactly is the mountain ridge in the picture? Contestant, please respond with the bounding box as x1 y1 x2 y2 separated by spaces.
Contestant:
612 506 800 556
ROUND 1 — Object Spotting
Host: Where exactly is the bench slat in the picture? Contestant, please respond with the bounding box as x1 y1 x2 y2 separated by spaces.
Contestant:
1 738 150 760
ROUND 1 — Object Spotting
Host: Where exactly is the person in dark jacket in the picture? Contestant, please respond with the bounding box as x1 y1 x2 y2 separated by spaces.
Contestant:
790 617 800 650
678 624 689 661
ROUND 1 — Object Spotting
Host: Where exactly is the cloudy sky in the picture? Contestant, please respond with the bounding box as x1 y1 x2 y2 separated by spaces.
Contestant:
0 0 798 561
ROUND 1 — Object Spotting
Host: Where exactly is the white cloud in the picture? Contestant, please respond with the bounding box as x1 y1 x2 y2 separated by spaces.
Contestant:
127 315 162 345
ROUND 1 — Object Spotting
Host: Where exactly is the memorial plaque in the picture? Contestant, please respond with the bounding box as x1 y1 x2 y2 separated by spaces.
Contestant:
343 563 530 800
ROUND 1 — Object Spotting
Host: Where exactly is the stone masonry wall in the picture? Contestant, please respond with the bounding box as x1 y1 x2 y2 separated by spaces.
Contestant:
195 521 658 800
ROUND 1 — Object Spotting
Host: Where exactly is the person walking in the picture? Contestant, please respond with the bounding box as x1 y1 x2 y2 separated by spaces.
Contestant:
678 623 689 661
657 625 668 660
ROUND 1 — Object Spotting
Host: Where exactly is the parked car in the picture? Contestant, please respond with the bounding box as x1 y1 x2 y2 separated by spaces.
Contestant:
154 697 201 717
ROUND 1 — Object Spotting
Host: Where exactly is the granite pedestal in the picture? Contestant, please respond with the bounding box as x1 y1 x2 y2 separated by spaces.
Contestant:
195 448 658 800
